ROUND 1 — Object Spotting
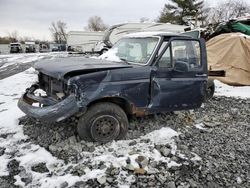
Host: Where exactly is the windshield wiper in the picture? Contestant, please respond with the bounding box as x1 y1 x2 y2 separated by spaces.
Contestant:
119 58 130 64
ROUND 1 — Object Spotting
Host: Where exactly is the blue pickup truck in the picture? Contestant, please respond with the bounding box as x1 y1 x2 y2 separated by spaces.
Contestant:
18 32 216 143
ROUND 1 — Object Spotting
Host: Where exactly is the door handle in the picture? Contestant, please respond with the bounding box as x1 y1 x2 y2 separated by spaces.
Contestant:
195 73 207 77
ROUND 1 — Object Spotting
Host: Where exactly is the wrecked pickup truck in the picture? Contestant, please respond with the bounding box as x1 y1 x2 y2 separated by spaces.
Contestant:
18 32 213 143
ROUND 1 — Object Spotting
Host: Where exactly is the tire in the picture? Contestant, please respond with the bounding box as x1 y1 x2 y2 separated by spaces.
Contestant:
77 102 128 143
205 80 215 100
100 49 108 55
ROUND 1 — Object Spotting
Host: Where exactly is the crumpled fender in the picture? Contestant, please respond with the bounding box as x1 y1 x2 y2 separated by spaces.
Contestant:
18 92 81 122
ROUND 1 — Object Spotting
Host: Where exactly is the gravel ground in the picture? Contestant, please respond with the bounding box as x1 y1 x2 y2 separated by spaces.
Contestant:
10 96 249 188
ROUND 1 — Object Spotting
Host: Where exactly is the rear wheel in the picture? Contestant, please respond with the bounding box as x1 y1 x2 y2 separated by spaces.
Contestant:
205 80 215 100
77 102 128 143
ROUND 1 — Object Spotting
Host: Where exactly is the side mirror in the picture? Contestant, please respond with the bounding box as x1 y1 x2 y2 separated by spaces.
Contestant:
174 61 189 72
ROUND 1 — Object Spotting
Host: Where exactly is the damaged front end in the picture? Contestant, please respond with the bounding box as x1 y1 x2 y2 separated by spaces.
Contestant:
18 74 83 122
17 56 133 123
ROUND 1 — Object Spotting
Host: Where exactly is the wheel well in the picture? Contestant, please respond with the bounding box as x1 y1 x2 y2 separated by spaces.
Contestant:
207 79 215 88
87 97 132 115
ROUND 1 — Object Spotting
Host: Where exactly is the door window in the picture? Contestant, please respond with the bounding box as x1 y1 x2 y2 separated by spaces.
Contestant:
172 40 201 69
158 40 201 71
158 46 172 68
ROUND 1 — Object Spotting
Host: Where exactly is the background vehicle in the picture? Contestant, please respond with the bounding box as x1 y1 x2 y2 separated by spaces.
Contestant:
39 42 50 53
19 32 220 143
94 23 189 54
9 43 23 53
51 44 67 52
67 31 104 53
25 42 36 53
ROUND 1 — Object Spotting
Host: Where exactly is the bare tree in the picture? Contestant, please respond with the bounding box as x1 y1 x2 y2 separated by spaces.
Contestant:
49 21 67 43
7 30 19 42
57 21 67 42
85 16 108 31
50 22 59 43
205 0 250 25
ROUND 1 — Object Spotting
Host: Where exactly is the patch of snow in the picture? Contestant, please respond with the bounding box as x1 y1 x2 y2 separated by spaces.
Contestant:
167 161 182 168
125 31 172 38
98 48 121 62
143 127 178 145
37 174 81 188
0 52 68 71
14 175 25 187
214 80 250 99
0 65 180 187
117 171 135 188
0 154 10 176
191 152 202 161
34 89 47 96
0 67 78 187
17 145 59 167
194 123 207 130
0 68 37 176
236 177 243 184
0 53 203 187
83 169 106 180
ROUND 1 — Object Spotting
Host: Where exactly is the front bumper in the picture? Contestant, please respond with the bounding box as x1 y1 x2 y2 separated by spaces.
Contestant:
18 87 80 122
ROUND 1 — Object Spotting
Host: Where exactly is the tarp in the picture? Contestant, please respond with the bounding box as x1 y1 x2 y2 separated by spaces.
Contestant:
231 22 250 35
209 21 250 39
207 33 250 86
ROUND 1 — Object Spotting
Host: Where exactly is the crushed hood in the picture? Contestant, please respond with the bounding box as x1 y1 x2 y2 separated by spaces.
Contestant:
35 57 132 79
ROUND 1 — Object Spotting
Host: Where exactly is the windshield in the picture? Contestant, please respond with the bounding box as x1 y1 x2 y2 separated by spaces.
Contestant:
100 37 159 65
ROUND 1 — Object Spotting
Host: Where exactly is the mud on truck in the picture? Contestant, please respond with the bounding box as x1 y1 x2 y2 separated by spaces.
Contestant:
18 32 217 143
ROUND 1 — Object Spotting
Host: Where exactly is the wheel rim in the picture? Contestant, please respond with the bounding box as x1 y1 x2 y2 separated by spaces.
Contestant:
90 115 120 142
206 87 213 99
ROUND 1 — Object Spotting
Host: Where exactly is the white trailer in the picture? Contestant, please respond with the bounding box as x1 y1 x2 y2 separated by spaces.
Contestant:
109 23 189 44
94 23 189 54
67 31 104 52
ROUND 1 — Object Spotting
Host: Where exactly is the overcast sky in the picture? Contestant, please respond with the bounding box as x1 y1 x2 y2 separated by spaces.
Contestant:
0 0 219 40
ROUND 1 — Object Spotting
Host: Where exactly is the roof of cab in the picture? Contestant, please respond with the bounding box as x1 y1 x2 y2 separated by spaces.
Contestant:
124 31 191 38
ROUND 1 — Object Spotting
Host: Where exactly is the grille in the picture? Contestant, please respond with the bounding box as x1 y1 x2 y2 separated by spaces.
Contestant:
38 73 67 99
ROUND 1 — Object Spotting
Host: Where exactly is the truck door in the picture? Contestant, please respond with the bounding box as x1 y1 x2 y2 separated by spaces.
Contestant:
150 38 207 112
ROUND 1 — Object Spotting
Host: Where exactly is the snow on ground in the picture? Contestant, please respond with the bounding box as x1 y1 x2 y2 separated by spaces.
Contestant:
194 123 207 130
0 53 249 187
0 52 68 72
214 80 250 99
0 66 179 187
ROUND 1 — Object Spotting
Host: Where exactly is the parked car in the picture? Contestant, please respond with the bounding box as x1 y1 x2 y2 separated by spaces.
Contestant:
10 43 23 53
39 42 50 53
25 42 36 53
19 32 217 143
51 44 66 52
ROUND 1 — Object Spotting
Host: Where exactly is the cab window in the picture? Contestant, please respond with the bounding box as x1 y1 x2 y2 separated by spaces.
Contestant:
158 40 201 71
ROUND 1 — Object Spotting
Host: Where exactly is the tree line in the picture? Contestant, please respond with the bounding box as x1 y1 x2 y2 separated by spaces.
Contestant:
0 31 42 44
1 0 249 44
49 0 250 43
158 0 250 27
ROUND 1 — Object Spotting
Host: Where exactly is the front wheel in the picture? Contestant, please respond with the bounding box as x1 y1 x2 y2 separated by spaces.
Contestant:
77 102 128 143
